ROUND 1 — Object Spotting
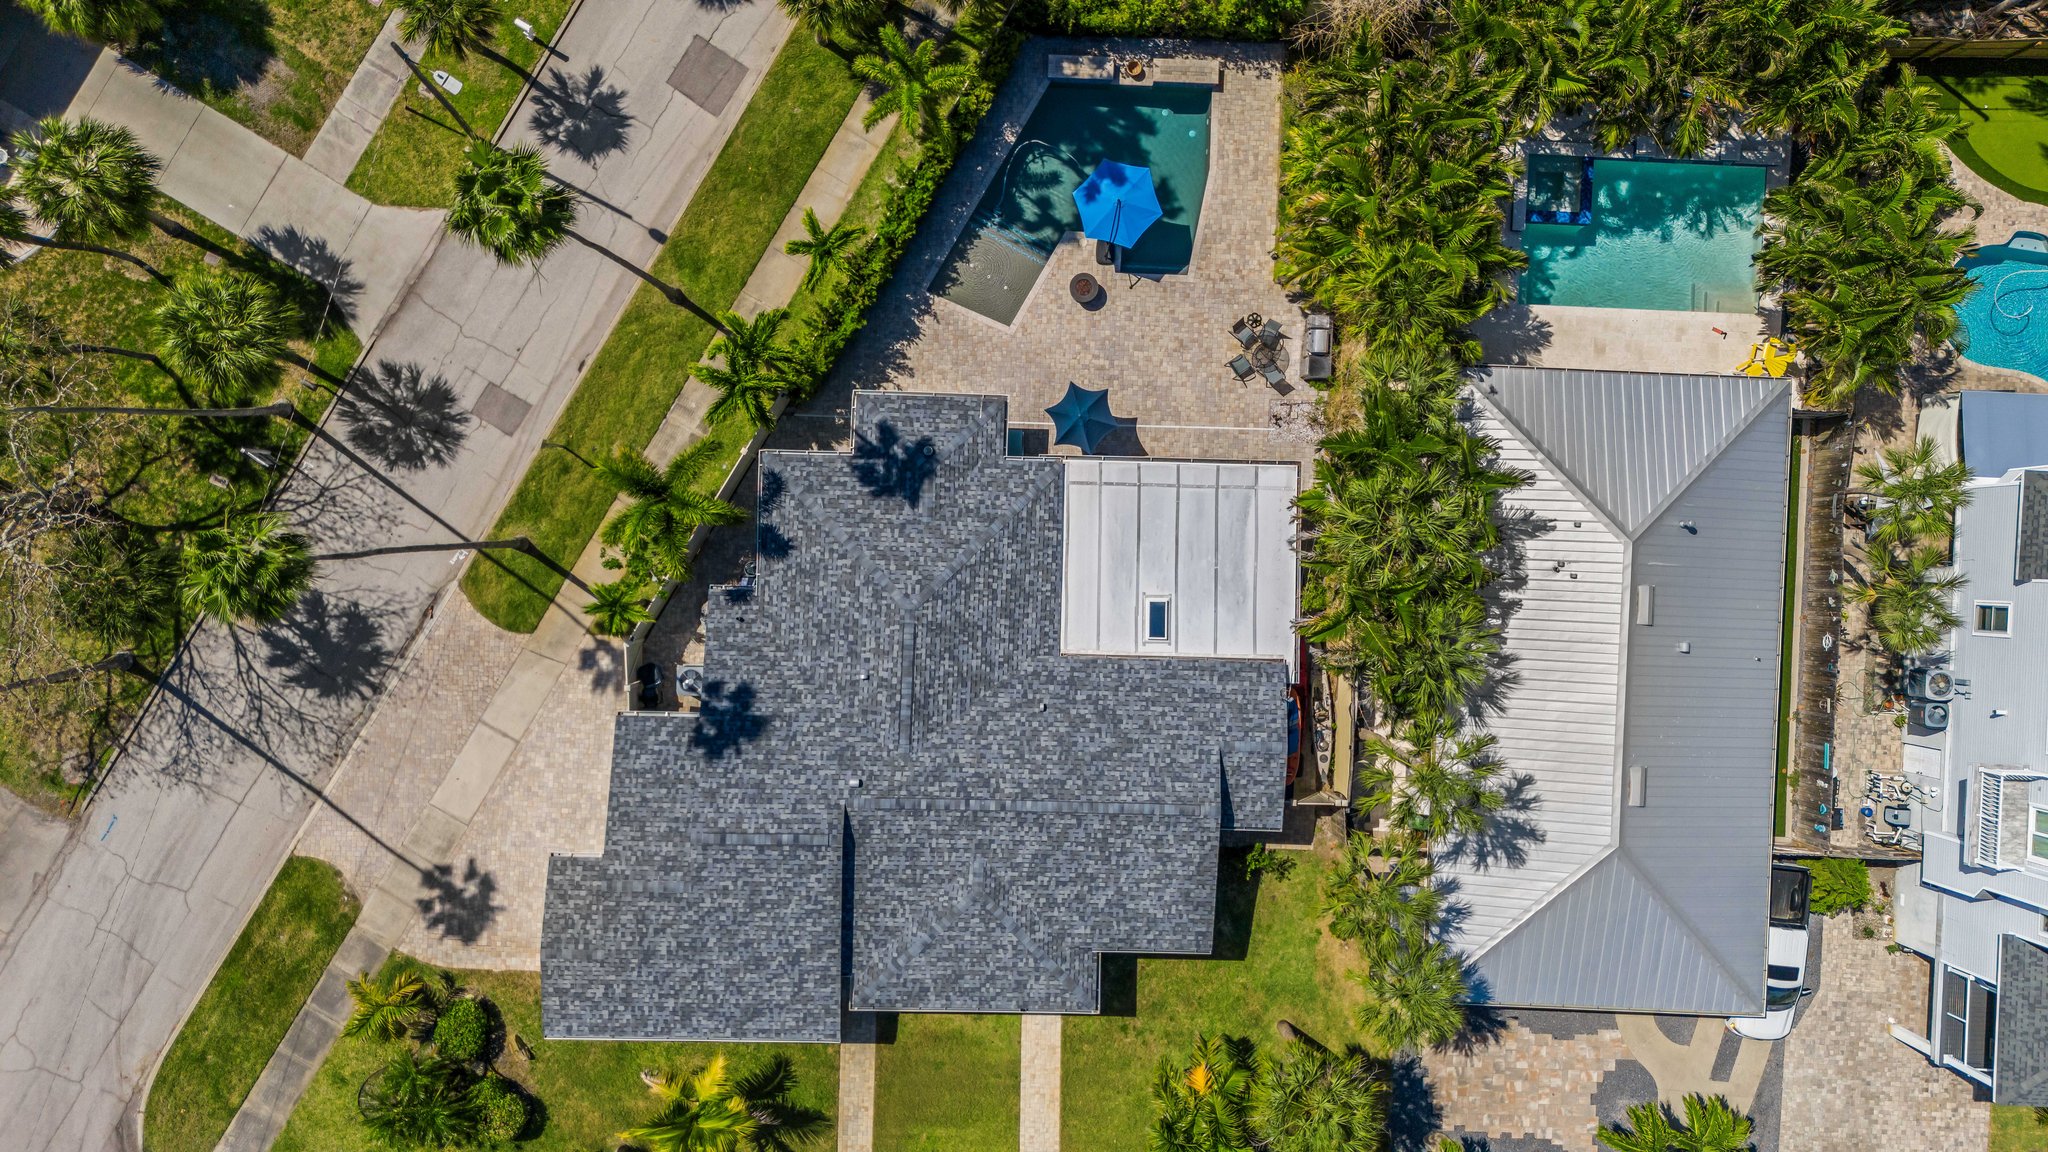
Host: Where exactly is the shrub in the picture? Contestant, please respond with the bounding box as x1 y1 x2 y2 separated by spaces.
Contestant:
1244 844 1297 881
1810 857 1871 916
1027 0 1305 39
432 997 489 1065
470 1077 527 1146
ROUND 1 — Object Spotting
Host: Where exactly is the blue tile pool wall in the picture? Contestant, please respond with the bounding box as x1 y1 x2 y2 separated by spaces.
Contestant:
931 82 1213 325
1957 242 2048 383
1526 154 1594 225
1518 157 1766 313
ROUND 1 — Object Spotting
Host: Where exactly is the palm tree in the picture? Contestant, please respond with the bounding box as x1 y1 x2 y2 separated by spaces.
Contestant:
3 121 168 283
1351 939 1466 1054
178 511 318 627
343 963 435 1041
620 1053 829 1152
451 142 729 330
1149 1034 1256 1152
585 578 654 637
359 1050 481 1148
1249 1041 1386 1152
16 0 165 41
153 271 293 399
785 207 866 293
1322 833 1443 963
1597 1095 1752 1152
776 0 886 45
1847 544 1964 657
394 0 530 79
1358 714 1507 845
1854 436 1972 550
596 441 747 583
695 309 798 432
853 27 978 139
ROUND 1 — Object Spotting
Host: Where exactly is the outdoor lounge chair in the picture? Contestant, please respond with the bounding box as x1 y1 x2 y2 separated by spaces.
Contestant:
1228 354 1257 382
1231 316 1259 348
1260 361 1287 388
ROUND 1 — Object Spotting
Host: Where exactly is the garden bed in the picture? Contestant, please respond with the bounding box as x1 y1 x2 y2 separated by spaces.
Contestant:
270 961 838 1152
143 857 360 1152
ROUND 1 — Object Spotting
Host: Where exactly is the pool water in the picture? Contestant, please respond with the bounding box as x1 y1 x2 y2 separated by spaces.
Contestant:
1956 236 2048 381
1519 158 1766 312
932 83 1212 325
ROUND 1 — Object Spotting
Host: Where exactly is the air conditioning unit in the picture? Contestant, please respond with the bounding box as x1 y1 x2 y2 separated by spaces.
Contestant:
1907 667 1955 702
676 665 705 700
1912 699 1951 732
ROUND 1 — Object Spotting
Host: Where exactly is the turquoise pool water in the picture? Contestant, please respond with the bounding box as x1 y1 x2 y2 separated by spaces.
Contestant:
1957 237 2048 381
933 83 1211 325
1520 158 1766 312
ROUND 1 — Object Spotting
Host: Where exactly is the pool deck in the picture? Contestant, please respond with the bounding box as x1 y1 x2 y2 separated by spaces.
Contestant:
766 37 1314 474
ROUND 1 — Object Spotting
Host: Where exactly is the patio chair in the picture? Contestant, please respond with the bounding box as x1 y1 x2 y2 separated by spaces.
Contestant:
1228 354 1257 383
1258 319 1285 349
1096 240 1117 266
1260 361 1287 388
1231 316 1259 349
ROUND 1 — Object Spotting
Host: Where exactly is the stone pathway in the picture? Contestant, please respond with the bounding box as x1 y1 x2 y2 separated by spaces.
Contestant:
838 1013 878 1152
302 13 416 184
1426 1018 1634 1152
1019 1014 1061 1152
1780 915 1987 1152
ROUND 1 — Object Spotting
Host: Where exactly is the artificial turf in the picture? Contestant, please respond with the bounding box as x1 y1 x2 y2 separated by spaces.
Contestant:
1929 66 2048 206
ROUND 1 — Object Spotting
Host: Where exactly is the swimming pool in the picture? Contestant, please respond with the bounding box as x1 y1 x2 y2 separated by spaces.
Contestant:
1519 157 1766 312
1957 235 2048 381
932 83 1211 325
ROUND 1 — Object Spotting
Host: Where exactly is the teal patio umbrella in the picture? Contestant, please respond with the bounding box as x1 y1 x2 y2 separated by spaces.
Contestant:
1046 383 1117 454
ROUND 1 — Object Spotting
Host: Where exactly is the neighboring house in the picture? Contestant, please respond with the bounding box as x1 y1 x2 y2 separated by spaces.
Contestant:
1895 390 2048 1105
540 391 1300 1042
1443 367 1791 1016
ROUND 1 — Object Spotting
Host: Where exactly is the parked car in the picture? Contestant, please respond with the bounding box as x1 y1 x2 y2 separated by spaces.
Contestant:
1728 863 1813 1041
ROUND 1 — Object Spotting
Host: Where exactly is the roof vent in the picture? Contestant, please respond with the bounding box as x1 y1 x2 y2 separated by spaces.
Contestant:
1635 584 1654 626
1680 520 1698 534
1626 764 1647 807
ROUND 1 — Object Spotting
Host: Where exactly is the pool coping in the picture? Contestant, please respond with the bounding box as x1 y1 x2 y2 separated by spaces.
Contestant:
927 38 1237 330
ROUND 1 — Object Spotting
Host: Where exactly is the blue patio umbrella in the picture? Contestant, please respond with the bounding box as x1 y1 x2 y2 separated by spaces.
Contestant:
1046 383 1117 454
1072 160 1162 249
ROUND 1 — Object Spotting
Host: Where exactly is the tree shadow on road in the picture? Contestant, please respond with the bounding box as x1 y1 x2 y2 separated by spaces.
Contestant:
336 360 472 473
529 64 634 164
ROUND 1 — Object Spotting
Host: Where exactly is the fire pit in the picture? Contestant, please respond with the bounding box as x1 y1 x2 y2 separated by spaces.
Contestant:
1070 272 1102 305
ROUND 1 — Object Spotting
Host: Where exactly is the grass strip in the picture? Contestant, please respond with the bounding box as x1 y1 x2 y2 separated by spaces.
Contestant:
142 857 360 1152
1061 848 1366 1151
344 0 577 207
873 1013 1021 1152
271 961 838 1152
1774 433 1802 838
460 35 860 631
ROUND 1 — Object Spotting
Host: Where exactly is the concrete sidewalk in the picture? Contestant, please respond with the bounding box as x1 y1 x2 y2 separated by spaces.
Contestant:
0 2 794 1149
302 12 415 184
56 49 443 340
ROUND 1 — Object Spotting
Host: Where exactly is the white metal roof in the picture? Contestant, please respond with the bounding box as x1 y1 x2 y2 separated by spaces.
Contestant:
1060 459 1299 675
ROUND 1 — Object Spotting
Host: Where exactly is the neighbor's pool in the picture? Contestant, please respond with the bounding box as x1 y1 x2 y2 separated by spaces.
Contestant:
1957 235 2048 381
1519 156 1766 312
932 82 1211 325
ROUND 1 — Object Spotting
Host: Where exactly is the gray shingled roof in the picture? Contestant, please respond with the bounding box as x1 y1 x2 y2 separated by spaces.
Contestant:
1998 934 2048 1106
542 391 1291 1041
1452 367 1789 1017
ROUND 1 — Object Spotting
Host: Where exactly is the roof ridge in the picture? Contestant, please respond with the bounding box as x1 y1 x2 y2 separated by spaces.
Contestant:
1610 844 1755 1005
1622 376 1788 543
1469 387 1627 537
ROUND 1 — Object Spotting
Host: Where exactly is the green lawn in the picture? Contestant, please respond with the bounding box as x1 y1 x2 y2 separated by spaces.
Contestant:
1929 66 2048 205
143 857 359 1152
1062 847 1367 1152
0 200 359 809
271 961 839 1152
126 0 387 156
873 1014 1020 1152
343 0 576 207
459 34 862 631
1994 1104 2048 1151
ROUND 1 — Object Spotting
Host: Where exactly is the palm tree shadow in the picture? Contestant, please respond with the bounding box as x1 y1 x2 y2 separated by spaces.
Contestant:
851 419 939 507
257 588 393 701
251 224 366 327
1442 961 1509 1056
1386 1052 1444 1152
336 360 473 472
1437 774 1545 872
414 857 500 944
691 679 766 758
529 64 635 164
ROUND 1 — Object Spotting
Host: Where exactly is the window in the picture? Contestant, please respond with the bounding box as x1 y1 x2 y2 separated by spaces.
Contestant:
1144 596 1171 642
1977 602 2012 635
1940 967 1998 1073
2031 808 2048 863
